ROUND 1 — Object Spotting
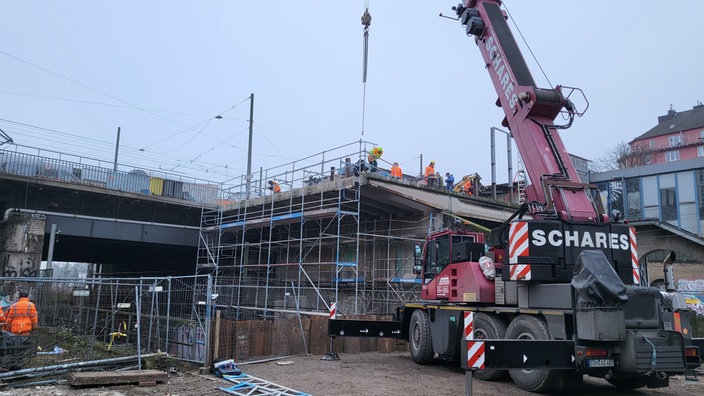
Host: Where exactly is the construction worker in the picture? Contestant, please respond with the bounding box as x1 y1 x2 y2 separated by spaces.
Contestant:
367 146 383 172
435 172 444 189
267 180 281 193
0 304 6 331
463 178 473 196
390 162 403 179
445 173 455 191
425 160 436 187
5 291 38 336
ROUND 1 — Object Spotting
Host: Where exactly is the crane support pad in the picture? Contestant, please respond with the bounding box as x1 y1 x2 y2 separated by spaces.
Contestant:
461 340 575 370
328 319 402 338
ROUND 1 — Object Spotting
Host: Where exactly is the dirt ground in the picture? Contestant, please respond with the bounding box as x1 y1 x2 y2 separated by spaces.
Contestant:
1 351 702 396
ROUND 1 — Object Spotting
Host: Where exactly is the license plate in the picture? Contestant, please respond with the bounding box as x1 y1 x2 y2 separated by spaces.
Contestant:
587 358 614 368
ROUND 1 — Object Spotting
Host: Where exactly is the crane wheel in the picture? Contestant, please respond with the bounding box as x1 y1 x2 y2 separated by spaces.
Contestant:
505 315 558 392
472 313 508 381
409 309 434 364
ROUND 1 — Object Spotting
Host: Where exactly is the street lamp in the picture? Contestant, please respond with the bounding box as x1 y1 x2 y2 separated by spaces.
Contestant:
490 127 513 201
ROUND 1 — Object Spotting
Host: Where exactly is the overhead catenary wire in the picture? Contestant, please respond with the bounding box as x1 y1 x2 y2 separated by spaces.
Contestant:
0 49 261 178
0 118 246 181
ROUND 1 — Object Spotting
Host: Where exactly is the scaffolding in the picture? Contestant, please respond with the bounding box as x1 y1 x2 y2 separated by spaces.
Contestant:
197 141 433 320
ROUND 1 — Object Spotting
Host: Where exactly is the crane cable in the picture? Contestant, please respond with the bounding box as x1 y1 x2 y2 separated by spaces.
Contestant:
503 1 552 89
360 1 371 136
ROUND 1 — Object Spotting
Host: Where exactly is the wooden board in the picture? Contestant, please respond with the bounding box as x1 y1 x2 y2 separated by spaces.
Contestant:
68 370 168 387
309 316 329 355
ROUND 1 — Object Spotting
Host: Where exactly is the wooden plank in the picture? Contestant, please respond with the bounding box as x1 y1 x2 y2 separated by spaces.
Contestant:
235 321 251 361
68 370 167 387
272 318 292 356
309 316 328 355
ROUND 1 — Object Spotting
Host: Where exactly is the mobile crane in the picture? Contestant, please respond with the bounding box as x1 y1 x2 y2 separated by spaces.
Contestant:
328 0 701 392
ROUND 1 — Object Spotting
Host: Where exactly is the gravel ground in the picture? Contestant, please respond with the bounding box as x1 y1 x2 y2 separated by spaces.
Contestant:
1 351 702 396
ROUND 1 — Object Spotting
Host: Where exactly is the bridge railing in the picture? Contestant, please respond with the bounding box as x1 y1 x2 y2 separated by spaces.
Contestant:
0 147 221 206
221 140 381 200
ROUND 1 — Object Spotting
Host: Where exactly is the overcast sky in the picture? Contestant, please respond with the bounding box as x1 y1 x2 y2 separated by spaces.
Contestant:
1 1 703 187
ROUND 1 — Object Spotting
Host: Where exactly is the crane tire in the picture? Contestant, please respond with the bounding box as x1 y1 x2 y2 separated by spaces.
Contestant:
505 315 557 392
472 313 508 381
409 309 434 364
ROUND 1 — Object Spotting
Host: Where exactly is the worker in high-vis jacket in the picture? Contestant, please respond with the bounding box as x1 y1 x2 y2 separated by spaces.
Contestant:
425 160 436 187
367 146 383 172
0 305 6 331
268 180 281 193
390 162 403 179
6 291 38 335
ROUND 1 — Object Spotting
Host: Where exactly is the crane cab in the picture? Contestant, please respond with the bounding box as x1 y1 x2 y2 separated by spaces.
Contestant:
414 229 499 303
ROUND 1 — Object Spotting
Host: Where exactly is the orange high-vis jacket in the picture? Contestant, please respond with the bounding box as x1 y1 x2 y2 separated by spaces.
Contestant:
390 165 402 178
463 180 473 195
6 297 38 335
424 164 435 178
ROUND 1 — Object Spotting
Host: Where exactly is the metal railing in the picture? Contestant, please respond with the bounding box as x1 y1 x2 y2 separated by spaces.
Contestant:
0 146 221 206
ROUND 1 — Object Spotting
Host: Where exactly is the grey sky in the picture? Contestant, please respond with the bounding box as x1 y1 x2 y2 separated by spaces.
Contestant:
1 1 702 186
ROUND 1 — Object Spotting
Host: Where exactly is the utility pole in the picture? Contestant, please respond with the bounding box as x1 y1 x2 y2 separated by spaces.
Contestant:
247 93 254 199
113 126 121 172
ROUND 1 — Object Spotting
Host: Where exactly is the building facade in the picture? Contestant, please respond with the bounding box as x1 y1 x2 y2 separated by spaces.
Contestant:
590 157 704 238
629 104 704 165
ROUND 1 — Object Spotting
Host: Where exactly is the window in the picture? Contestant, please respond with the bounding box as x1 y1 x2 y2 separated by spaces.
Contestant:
660 187 677 221
649 139 655 149
665 150 680 162
626 178 642 220
699 145 704 157
669 135 682 147
609 180 624 218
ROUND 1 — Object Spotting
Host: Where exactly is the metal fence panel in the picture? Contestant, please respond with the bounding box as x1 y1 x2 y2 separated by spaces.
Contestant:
0 275 213 368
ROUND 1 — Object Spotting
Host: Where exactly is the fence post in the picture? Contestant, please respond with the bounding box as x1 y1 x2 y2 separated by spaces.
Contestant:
91 283 102 358
165 276 172 355
135 284 142 370
204 274 213 367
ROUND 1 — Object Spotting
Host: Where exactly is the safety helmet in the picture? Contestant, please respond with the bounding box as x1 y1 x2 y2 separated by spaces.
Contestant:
430 160 435 165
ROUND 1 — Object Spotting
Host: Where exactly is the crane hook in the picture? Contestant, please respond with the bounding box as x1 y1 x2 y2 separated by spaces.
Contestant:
361 8 372 30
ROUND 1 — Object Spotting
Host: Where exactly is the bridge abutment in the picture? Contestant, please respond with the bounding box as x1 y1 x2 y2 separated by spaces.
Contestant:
1 212 45 278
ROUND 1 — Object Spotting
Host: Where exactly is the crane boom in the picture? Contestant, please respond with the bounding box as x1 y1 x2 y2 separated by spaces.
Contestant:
456 0 599 222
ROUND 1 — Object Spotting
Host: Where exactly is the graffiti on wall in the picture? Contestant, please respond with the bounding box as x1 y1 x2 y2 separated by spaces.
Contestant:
1 213 45 278
1 254 38 278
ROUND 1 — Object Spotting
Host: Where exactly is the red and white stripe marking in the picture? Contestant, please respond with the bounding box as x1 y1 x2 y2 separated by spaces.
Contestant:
629 227 640 285
467 341 485 369
464 311 474 340
508 221 531 280
464 311 485 369
329 302 337 319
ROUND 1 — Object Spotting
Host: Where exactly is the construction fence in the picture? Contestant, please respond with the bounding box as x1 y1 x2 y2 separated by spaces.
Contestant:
0 274 406 371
